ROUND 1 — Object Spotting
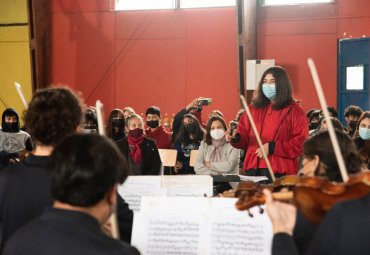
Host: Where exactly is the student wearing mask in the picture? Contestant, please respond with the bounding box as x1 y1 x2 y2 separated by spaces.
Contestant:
0 108 33 170
353 111 370 171
106 109 125 141
171 98 205 143
344 105 363 138
174 114 205 174
3 134 139 255
194 116 240 192
116 114 161 175
145 106 172 149
228 66 308 183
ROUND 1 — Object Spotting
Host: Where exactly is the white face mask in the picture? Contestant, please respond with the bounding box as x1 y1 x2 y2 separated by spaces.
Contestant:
210 129 225 140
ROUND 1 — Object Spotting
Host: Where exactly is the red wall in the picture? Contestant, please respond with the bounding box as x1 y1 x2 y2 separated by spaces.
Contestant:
50 0 239 123
258 0 370 112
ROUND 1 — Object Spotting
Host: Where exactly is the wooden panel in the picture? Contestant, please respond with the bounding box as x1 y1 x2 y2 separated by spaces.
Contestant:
186 8 239 122
0 0 28 23
51 0 110 13
259 18 337 36
51 11 116 108
338 0 370 17
114 38 186 115
258 34 337 111
115 11 186 40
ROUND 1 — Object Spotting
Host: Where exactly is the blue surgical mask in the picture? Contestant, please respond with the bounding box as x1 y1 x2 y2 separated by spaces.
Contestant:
359 127 370 140
262 84 276 100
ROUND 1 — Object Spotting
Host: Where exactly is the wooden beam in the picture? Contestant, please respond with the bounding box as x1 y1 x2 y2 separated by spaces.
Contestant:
28 0 51 91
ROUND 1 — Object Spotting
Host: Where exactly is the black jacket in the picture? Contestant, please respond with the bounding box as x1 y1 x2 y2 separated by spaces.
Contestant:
273 193 370 255
116 136 161 175
0 155 134 252
3 208 139 255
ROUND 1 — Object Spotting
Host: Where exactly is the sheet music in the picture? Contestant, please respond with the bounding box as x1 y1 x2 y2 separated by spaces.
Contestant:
162 175 213 197
132 213 206 255
209 198 272 255
117 176 166 212
132 197 273 255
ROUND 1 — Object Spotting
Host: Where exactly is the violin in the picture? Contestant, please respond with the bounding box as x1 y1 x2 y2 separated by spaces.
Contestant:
235 171 370 224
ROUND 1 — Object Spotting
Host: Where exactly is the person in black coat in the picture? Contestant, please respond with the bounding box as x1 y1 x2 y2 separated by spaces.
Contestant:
116 114 161 175
3 134 139 255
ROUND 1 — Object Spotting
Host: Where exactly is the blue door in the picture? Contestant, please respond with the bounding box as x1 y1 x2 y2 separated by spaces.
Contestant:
338 37 370 123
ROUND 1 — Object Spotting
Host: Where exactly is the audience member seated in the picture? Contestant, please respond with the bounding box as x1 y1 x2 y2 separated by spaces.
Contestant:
0 108 33 170
173 113 204 174
308 110 321 134
319 106 338 118
3 134 139 255
116 114 161 175
353 111 370 171
106 109 125 141
171 98 205 142
318 117 344 133
145 106 172 149
305 108 317 120
194 116 240 192
123 107 135 120
343 105 363 137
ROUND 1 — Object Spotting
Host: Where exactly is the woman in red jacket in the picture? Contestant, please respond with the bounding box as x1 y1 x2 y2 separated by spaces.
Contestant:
228 66 308 183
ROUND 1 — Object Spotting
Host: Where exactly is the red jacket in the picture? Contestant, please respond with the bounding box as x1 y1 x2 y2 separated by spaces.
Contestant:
231 102 308 175
146 125 172 149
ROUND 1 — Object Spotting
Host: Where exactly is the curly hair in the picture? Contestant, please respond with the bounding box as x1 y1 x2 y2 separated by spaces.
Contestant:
24 87 83 146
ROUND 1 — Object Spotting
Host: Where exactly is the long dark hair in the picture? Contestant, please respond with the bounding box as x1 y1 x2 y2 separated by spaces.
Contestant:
205 116 227 145
303 130 361 182
252 66 293 110
175 114 204 145
106 109 125 139
354 111 370 138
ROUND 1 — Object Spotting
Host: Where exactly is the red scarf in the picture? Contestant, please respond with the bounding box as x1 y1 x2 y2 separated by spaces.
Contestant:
128 135 144 164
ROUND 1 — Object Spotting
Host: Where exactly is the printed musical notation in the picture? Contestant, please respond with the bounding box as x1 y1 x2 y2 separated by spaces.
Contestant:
131 197 272 255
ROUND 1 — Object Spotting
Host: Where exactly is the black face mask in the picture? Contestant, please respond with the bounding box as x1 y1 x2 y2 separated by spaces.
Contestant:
185 122 196 134
309 122 319 130
147 120 159 129
349 120 358 130
112 119 124 128
2 122 19 133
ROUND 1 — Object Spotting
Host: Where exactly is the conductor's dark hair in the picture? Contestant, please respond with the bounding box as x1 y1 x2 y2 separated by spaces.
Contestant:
49 134 129 207
146 106 161 117
24 87 83 146
252 66 293 110
303 130 361 182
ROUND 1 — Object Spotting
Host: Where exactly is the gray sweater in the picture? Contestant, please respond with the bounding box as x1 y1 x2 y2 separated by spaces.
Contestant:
194 140 240 175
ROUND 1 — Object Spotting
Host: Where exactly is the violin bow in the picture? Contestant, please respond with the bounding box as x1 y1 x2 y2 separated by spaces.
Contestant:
14 82 28 109
96 100 121 239
307 58 349 182
239 95 276 182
